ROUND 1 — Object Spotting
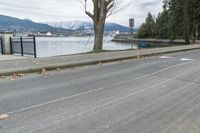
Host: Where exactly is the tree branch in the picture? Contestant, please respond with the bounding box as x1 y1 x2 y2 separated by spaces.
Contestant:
85 11 94 20
106 0 113 6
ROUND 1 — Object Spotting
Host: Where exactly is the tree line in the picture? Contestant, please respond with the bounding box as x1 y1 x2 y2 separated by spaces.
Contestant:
137 0 200 44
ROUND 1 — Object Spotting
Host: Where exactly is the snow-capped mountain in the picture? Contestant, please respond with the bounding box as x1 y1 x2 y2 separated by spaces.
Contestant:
46 20 93 31
46 20 134 32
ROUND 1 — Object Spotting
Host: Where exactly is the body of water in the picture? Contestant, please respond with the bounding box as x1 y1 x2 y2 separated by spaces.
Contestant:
36 36 137 57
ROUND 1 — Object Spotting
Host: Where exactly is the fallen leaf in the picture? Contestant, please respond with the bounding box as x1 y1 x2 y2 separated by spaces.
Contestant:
12 73 17 76
98 62 103 65
9 76 16 81
0 76 6 79
40 69 49 76
0 114 9 120
17 73 25 77
32 60 39 65
56 68 61 71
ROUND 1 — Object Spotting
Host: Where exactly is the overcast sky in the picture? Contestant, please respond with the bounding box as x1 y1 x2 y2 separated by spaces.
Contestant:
0 0 163 27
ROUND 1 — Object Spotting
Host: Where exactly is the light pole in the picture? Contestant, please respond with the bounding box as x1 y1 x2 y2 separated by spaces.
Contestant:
129 18 134 49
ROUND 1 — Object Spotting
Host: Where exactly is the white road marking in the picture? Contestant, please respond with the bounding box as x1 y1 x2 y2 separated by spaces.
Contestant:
151 61 191 75
160 56 174 59
181 58 195 61
6 61 194 116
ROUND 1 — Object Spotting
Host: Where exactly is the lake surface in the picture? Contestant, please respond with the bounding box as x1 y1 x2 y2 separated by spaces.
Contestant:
36 36 137 57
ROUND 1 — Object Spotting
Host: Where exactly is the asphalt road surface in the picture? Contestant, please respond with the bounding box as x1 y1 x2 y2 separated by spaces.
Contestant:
1 50 200 133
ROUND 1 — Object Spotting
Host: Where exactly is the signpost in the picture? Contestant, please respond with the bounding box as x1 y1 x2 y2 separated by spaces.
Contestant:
129 18 134 49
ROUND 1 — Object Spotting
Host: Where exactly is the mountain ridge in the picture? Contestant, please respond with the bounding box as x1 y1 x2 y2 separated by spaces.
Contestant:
0 15 70 34
0 15 137 34
46 20 136 32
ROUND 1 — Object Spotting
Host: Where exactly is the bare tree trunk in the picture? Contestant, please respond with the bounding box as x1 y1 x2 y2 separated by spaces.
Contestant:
84 0 119 52
183 0 190 44
93 23 104 52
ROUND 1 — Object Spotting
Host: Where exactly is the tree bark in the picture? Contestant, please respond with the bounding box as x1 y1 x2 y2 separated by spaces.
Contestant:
183 0 190 44
94 23 105 52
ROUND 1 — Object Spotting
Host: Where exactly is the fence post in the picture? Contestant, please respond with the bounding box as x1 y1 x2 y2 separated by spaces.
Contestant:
33 36 37 58
1 37 3 54
20 37 24 56
10 37 13 54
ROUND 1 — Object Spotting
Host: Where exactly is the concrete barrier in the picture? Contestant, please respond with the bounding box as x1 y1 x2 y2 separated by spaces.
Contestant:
0 32 14 54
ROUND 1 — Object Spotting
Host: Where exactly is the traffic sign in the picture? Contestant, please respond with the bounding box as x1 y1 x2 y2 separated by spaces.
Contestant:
129 18 134 28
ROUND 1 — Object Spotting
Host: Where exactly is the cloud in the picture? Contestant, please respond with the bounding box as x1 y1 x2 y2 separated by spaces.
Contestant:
0 0 163 26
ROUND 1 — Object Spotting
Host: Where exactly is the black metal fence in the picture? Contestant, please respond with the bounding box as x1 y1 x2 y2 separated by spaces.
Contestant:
10 36 37 58
0 37 3 54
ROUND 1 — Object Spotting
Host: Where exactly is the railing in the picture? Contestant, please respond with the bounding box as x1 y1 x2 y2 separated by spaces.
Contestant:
0 37 3 54
10 36 37 58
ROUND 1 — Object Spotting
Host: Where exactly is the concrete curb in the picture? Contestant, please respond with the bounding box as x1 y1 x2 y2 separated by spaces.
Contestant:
0 46 200 76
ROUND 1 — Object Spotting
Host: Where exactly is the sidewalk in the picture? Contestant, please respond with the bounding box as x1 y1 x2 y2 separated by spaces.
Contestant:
0 55 27 61
0 44 200 76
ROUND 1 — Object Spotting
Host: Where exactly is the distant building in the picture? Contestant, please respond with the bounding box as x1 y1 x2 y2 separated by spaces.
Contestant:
28 31 54 37
46 32 52 36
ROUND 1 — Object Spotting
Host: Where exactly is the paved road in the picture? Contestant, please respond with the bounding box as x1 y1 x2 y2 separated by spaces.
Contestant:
0 50 200 133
